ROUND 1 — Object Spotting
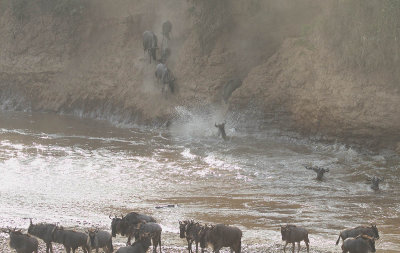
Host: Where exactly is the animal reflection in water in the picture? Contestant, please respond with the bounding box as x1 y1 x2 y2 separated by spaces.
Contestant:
215 121 227 141
305 166 329 181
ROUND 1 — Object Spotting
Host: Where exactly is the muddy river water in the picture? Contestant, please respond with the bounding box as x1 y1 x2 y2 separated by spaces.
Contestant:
0 109 399 252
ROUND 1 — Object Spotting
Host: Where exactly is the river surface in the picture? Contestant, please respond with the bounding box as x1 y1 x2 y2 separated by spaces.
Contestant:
0 109 399 252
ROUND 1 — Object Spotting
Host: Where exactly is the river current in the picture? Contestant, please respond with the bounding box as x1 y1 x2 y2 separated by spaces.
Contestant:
0 109 399 252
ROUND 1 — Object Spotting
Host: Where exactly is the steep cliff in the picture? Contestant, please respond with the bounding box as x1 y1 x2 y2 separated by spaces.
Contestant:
0 0 399 150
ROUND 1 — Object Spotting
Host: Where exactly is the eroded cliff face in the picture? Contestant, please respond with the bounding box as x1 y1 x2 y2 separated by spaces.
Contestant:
0 0 399 150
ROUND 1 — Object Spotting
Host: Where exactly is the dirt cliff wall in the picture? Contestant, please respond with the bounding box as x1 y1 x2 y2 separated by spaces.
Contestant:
0 0 399 150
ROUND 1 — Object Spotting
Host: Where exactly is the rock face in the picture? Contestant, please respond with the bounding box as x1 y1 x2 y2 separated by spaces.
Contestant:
0 0 399 148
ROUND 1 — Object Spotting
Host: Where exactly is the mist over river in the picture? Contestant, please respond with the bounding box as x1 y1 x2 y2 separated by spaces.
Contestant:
0 109 399 252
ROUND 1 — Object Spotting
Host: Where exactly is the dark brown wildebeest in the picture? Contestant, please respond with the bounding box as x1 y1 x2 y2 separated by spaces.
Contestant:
215 122 227 141
179 220 204 253
199 224 242 253
116 232 152 253
336 225 379 246
86 228 113 253
305 166 329 180
367 176 383 191
341 234 376 253
131 222 162 253
51 226 89 253
280 224 310 253
110 212 156 245
4 228 38 253
27 219 56 253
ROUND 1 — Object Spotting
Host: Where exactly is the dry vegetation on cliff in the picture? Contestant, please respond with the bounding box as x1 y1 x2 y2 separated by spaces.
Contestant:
0 0 399 149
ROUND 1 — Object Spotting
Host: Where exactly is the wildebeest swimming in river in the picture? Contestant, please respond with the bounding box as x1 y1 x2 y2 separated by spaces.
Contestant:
215 121 227 141
305 166 329 180
367 176 383 191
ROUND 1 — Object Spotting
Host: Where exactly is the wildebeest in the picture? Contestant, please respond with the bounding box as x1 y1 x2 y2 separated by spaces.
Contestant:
155 63 175 95
215 122 227 141
199 224 242 253
305 166 329 180
131 222 162 253
179 220 203 253
341 235 376 253
280 224 310 253
5 228 38 253
116 233 152 253
336 225 379 246
86 228 113 253
27 219 56 253
367 176 383 191
160 47 171 63
110 212 156 245
162 20 172 41
143 31 158 63
52 226 89 253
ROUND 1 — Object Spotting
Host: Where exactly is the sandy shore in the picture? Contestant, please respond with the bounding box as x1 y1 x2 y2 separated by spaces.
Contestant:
0 232 333 253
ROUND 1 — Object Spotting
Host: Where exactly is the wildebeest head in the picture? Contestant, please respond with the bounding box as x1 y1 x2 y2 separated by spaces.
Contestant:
280 225 296 241
51 225 64 243
370 224 379 239
110 215 126 237
87 228 99 247
179 221 188 239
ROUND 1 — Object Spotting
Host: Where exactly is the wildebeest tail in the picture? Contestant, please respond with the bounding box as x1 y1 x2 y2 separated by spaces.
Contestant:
304 233 310 244
336 233 342 245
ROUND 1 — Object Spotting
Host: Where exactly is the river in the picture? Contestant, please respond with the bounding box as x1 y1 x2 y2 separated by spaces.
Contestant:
0 109 399 252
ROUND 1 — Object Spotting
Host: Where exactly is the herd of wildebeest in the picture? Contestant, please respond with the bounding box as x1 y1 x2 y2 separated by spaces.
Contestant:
0 210 380 253
1 21 385 253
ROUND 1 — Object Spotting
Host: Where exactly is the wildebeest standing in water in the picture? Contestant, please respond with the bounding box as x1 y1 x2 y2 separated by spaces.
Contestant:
341 235 376 253
86 228 113 253
280 224 310 253
215 121 227 141
143 31 158 64
336 225 379 246
305 166 329 180
27 219 56 253
199 224 242 253
4 228 38 253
